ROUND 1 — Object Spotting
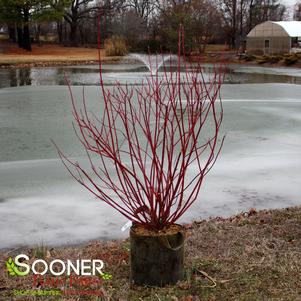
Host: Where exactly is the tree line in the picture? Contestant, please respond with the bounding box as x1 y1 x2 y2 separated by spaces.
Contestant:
0 0 290 53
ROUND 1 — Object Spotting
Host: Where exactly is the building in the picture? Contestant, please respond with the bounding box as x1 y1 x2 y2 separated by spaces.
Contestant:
246 21 301 55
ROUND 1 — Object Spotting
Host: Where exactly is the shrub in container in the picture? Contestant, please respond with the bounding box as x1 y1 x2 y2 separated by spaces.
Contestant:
56 27 225 286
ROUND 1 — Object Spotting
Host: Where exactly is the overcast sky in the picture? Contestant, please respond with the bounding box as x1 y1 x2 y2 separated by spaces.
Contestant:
284 0 297 7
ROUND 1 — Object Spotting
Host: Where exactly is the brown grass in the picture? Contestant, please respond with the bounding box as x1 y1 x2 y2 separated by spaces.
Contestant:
240 53 301 68
0 41 238 67
0 42 122 66
204 44 230 52
105 36 128 57
0 206 301 300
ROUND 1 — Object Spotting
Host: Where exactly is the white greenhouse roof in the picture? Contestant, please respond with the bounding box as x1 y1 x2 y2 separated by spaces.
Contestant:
273 21 301 37
248 21 301 38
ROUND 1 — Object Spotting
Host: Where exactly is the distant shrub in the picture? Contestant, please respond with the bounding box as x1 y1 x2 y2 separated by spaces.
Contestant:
105 36 128 56
0 34 9 41
283 53 292 58
254 52 299 65
244 54 256 61
283 54 298 65
256 55 268 64
294 52 301 59
268 56 281 63
255 55 282 64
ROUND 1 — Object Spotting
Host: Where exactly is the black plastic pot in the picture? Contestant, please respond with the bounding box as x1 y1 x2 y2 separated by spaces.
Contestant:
130 224 185 286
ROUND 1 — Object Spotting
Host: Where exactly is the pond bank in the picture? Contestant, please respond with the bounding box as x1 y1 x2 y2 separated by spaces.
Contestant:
0 42 122 68
1 41 301 69
1 205 300 300
2 56 301 70
0 58 122 69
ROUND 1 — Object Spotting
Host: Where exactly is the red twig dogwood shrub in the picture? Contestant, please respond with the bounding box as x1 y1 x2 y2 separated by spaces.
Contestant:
57 28 225 230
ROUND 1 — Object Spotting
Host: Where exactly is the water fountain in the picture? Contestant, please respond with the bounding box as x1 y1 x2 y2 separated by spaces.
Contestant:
128 53 178 75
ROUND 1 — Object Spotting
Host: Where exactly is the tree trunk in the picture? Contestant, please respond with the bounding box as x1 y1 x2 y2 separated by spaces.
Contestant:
63 22 68 45
35 24 41 46
231 0 237 49
240 0 243 36
8 26 16 42
23 7 32 51
17 26 24 49
57 20 63 44
69 22 78 46
249 0 254 32
79 25 88 45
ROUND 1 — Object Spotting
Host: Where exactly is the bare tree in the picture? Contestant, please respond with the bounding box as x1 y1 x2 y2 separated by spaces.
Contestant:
61 0 124 45
218 0 238 48
157 0 222 53
294 2 301 20
190 0 222 53
111 9 148 45
63 0 94 44
218 0 287 49
124 0 157 24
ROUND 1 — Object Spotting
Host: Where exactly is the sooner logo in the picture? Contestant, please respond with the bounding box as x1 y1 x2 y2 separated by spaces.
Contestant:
6 254 106 277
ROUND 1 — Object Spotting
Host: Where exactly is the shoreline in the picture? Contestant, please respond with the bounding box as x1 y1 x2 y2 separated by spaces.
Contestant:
1 59 301 70
0 57 122 69
1 42 301 69
0 205 295 253
1 205 300 300
1 54 301 70
1 58 300 70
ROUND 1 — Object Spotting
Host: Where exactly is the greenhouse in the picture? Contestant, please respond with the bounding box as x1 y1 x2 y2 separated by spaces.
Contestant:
247 21 301 55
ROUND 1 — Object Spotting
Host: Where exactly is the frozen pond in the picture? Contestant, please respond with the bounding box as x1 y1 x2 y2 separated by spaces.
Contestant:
0 64 301 249
1 63 301 87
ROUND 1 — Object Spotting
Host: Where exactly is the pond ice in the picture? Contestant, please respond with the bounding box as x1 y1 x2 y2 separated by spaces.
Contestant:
0 81 301 249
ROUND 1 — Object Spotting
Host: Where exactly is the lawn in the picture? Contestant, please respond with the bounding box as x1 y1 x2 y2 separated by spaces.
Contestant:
0 42 121 66
0 206 300 300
